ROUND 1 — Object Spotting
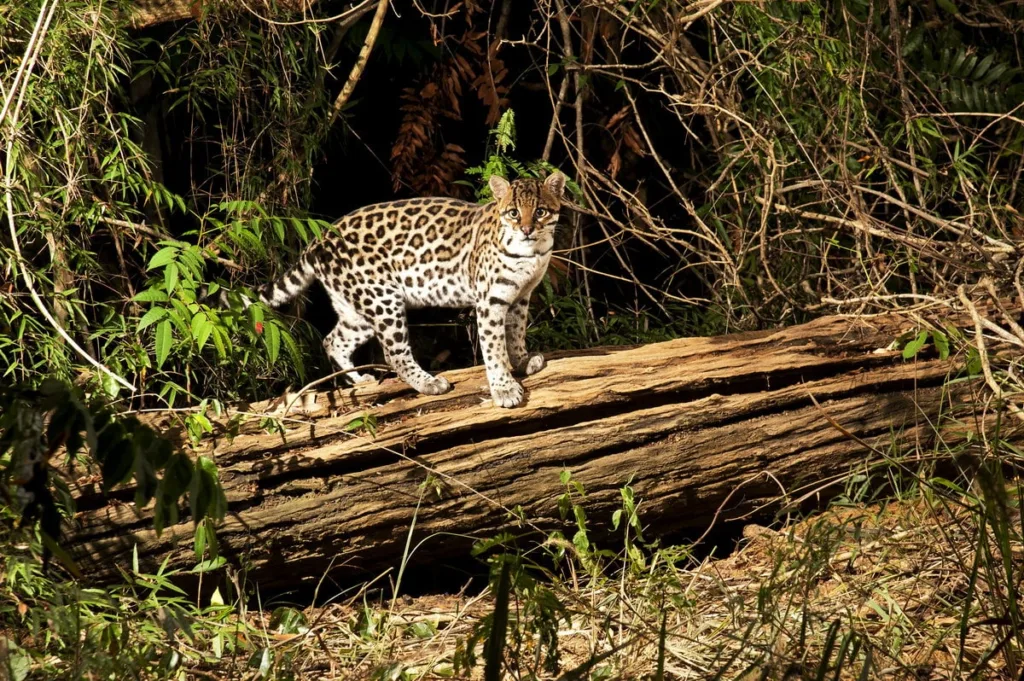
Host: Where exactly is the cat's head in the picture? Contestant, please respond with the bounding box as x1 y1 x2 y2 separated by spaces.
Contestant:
489 171 566 239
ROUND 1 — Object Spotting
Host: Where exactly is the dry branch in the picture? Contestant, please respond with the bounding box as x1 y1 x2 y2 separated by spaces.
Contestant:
63 312 1005 589
328 0 389 125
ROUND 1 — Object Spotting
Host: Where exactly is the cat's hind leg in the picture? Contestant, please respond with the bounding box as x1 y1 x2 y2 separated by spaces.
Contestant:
324 295 376 384
360 285 451 395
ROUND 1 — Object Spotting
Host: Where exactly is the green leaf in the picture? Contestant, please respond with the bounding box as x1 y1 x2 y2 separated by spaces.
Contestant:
574 504 587 531
966 347 982 376
963 82 977 111
186 413 213 444
211 632 224 659
936 0 958 15
164 262 179 293
572 528 590 553
265 320 281 363
134 289 169 303
308 219 326 239
155 319 173 368
950 49 968 77
203 517 219 558
270 607 308 635
902 331 929 359
250 648 273 678
901 26 924 57
939 48 952 74
191 556 227 573
280 327 304 381
194 520 207 561
270 218 285 242
547 62 560 76
190 456 227 524
147 246 179 271
409 621 436 639
178 247 204 281
959 54 978 80
168 299 191 335
138 307 168 332
982 62 1010 86
3 642 30 681
248 303 265 324
932 330 950 360
191 311 213 351
972 53 995 80
484 559 511 681
211 326 228 360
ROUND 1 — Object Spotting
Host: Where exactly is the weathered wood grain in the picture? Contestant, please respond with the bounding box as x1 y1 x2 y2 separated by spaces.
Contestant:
68 313 982 588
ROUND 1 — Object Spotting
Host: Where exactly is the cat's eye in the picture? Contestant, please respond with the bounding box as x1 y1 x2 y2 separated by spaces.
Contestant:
535 208 548 218
507 209 520 219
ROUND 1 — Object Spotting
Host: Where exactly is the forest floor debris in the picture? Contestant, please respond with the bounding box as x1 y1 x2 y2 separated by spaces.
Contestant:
182 483 1022 680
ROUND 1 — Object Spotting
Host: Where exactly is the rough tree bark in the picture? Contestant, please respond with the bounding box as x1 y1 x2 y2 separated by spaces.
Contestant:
68 313 991 589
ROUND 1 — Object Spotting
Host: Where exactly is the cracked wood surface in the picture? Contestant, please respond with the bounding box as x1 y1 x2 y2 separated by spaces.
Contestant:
68 313 980 588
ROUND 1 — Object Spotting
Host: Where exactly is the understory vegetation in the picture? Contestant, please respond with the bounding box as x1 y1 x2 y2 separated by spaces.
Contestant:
4 430 1023 679
3 0 1024 678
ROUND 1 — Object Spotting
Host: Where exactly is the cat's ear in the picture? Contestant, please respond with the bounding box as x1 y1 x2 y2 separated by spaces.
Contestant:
544 171 566 197
489 175 511 200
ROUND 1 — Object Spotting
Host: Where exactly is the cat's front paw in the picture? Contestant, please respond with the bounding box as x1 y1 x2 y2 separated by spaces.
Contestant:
522 353 545 376
490 381 524 408
419 375 452 395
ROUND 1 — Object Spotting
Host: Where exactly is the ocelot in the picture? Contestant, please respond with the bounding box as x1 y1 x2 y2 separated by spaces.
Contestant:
255 172 566 408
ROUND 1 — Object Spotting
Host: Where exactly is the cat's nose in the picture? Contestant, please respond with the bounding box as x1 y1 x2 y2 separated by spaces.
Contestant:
521 219 534 236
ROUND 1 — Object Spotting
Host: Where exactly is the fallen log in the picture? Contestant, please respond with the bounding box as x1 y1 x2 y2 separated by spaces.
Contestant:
68 313 992 589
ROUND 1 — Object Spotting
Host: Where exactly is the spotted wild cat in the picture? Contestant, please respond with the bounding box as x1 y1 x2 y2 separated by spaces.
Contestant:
254 171 566 408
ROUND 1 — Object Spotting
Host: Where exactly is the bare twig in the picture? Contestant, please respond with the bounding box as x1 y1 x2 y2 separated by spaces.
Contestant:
957 286 1024 423
328 0 390 126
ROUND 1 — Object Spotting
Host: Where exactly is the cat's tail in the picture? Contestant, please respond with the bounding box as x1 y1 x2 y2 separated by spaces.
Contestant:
200 249 318 310
257 249 319 308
